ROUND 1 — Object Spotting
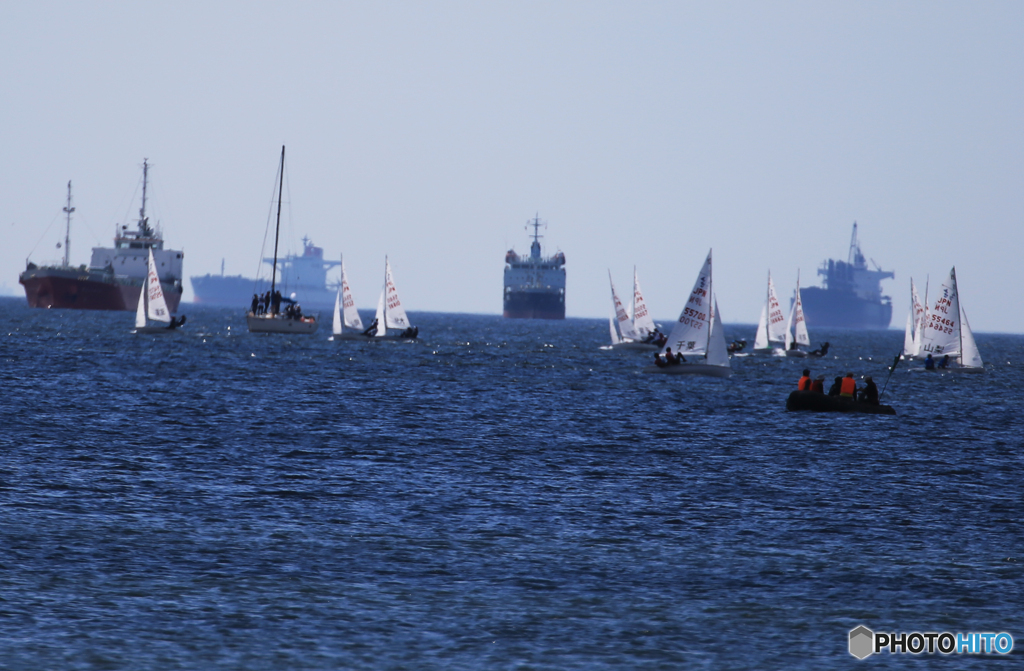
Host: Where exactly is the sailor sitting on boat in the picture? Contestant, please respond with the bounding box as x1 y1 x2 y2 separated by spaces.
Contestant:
654 347 686 367
363 318 378 336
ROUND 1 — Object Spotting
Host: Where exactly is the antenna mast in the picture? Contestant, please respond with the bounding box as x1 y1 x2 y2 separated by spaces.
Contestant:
139 159 149 237
848 221 859 265
62 181 74 267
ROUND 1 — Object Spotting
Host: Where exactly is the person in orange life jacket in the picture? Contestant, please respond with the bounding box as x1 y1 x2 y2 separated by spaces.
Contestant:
840 372 857 399
810 375 825 393
797 369 812 391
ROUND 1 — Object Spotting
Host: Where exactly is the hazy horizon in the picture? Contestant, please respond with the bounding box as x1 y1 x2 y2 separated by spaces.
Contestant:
4 2 1023 332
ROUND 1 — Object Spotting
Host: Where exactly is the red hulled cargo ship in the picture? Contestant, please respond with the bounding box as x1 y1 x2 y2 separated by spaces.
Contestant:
19 160 184 312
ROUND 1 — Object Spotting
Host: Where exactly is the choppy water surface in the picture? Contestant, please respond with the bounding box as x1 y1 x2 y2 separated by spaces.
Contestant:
1 297 1022 669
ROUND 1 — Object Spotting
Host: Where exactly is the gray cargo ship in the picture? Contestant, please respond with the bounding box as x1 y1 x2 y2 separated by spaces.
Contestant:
800 223 894 330
503 215 566 319
190 237 339 310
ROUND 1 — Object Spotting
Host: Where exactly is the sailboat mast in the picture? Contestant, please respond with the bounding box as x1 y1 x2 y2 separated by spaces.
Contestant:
62 180 74 267
383 256 388 325
271 145 285 298
953 267 962 361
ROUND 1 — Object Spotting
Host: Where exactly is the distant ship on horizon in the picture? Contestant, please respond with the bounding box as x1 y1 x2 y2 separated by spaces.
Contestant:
503 215 566 319
19 161 184 313
800 223 894 330
190 237 340 310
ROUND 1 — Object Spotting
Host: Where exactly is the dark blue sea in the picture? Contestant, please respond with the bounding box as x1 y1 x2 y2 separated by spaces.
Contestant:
1 296 1022 669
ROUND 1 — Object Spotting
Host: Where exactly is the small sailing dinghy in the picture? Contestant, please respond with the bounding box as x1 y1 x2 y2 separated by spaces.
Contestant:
642 250 731 378
630 267 659 341
753 271 786 354
246 146 318 335
915 267 983 373
330 256 368 341
607 270 658 350
783 272 811 357
133 248 186 334
901 278 927 359
366 257 418 340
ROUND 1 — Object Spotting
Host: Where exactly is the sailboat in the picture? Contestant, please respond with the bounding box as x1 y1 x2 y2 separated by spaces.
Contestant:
753 271 786 353
367 257 418 340
642 250 731 378
246 146 318 334
133 248 186 334
330 255 367 340
630 268 658 340
916 267 983 372
607 270 657 350
783 272 811 357
901 278 927 359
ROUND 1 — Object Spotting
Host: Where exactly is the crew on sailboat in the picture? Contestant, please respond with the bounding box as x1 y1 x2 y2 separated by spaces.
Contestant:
654 347 686 367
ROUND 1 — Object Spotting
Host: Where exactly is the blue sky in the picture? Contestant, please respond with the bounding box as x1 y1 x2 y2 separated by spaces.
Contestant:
3 1 1022 331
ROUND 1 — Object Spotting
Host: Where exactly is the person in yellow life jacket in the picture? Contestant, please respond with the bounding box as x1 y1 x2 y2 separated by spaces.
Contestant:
797 369 812 391
840 372 857 399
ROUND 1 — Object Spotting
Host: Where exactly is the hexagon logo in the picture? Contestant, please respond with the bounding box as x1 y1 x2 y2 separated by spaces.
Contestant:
849 625 874 659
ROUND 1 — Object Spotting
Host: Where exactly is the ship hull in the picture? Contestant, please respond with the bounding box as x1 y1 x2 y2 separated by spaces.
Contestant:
191 274 260 307
20 268 182 313
191 274 336 311
503 291 565 319
800 287 891 330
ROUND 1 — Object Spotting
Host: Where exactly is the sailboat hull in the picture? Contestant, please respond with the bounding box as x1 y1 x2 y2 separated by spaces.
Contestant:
611 341 659 351
642 363 732 378
330 332 371 341
133 326 179 334
247 314 319 334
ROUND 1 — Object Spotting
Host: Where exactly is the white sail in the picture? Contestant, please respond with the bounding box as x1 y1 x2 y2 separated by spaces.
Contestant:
383 257 411 330
911 279 925 335
753 304 768 350
134 280 146 329
332 289 343 335
915 279 929 357
340 259 363 330
608 304 620 345
663 250 713 356
706 297 730 368
793 275 810 346
609 271 639 341
766 272 786 344
919 267 961 358
374 289 386 337
631 268 657 338
145 248 171 323
902 310 916 357
959 306 983 369
784 300 796 350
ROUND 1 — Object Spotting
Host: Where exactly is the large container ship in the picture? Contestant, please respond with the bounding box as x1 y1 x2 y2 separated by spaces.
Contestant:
190 237 339 310
19 161 184 312
503 215 566 319
800 223 894 329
